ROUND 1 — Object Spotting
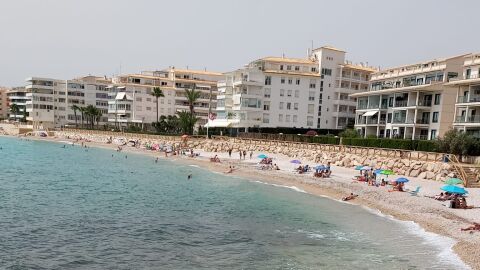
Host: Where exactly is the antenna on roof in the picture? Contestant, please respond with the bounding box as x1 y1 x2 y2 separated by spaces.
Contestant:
311 40 314 51
282 53 285 58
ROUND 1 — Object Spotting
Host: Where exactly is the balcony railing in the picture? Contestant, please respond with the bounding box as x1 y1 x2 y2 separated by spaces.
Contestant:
455 115 480 123
394 100 408 107
457 96 480 103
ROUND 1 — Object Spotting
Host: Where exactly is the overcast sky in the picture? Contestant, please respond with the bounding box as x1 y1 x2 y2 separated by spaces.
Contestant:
0 0 478 86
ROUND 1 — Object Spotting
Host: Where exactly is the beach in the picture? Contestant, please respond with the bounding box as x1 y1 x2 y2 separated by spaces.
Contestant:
4 132 480 269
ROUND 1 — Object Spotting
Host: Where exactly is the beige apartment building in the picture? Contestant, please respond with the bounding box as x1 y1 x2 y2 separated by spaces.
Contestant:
352 54 466 140
0 87 8 119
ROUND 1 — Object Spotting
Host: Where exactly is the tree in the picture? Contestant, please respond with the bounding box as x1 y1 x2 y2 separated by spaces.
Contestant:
9 104 19 122
71 105 80 127
79 107 86 128
436 129 480 157
177 111 198 135
83 105 100 129
151 87 164 124
184 85 201 115
339 129 360 138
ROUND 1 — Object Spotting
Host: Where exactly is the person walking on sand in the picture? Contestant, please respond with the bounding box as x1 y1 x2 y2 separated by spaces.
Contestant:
243 150 247 160
228 149 232 158
239 150 243 160
249 151 253 159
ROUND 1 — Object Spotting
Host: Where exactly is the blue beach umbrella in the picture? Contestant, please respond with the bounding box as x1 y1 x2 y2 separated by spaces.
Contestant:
441 185 468 195
374 169 383 174
355 165 364 170
290 160 302 164
395 177 410 183
361 166 372 170
315 165 326 170
257 154 268 159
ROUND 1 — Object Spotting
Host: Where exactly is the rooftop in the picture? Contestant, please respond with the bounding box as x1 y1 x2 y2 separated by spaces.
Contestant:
312 45 346 53
168 68 223 77
374 53 470 75
342 64 378 72
259 57 317 65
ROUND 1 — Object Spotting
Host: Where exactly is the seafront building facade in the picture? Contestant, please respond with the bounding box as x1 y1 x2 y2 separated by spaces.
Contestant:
447 53 480 137
351 54 465 140
6 87 29 121
208 46 376 130
108 68 222 127
24 76 111 129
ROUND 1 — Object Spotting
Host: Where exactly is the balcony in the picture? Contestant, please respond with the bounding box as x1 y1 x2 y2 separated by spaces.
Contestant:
232 79 263 87
457 96 480 104
455 115 480 123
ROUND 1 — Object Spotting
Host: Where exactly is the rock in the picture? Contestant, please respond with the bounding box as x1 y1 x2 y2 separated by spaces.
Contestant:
418 172 427 179
409 169 420 177
426 171 435 179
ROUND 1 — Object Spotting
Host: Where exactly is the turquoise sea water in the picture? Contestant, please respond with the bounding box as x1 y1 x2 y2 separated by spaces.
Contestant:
0 137 468 269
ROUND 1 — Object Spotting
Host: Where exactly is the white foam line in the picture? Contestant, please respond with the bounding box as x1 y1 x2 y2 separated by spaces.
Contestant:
252 180 307 193
188 165 200 168
360 206 470 270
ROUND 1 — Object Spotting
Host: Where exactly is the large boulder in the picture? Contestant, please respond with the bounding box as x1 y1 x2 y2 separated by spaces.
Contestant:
426 171 435 179
418 172 427 179
409 169 420 177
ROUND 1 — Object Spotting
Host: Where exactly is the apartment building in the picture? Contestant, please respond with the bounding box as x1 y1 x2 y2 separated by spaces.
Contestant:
447 53 480 137
0 87 8 119
6 87 29 121
25 76 111 129
209 46 375 131
109 68 222 127
352 54 466 140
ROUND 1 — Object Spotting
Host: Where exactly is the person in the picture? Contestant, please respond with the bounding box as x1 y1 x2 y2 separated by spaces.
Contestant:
342 193 358 201
225 166 234 174
461 223 480 231
459 197 474 209
125 155 127 159
155 157 158 163
239 150 243 160
62 145 66 148
250 151 253 159
228 149 232 158
187 174 192 180
273 164 280 170
434 192 444 200
243 150 247 160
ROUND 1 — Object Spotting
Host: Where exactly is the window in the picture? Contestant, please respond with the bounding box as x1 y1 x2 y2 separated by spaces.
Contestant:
286 102 291 110
264 88 271 98
280 65 284 71
308 91 315 101
296 79 300 85
265 76 271 85
321 68 332 76
279 114 283 122
263 113 270 123
387 113 392 123
263 101 270 111
287 90 292 97
146 107 151 111
466 69 471 79
280 89 284 97
279 102 284 109
286 115 291 122
309 79 316 89
294 90 299 98
294 103 298 110
288 78 293 84
307 116 313 126
308 104 314 114
167 100 171 104
434 94 441 105
136 97 142 102
287 65 292 70
293 115 298 123
311 67 317 72
432 112 439 123
294 66 300 71
430 130 437 140
281 77 285 84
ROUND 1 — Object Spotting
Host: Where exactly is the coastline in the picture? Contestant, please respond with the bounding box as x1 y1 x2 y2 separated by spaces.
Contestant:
3 134 479 269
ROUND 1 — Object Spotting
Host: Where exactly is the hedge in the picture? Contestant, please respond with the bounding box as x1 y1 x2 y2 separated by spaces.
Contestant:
341 138 439 152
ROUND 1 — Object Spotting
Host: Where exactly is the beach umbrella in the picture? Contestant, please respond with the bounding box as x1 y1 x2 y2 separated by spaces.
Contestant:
257 154 268 159
354 165 364 170
444 178 463 185
315 165 326 170
441 185 468 195
374 169 383 174
395 177 410 183
380 169 394 175
361 166 372 170
290 160 302 164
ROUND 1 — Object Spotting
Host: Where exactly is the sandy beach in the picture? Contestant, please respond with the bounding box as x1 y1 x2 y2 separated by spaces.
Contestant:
6 133 480 269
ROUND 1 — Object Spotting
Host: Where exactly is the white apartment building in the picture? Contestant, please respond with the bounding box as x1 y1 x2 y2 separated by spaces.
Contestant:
209 46 375 131
6 87 29 121
447 53 480 137
25 76 111 129
109 68 222 127
352 54 466 140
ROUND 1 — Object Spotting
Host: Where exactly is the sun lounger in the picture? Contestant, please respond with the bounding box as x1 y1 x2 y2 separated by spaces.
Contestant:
408 186 421 196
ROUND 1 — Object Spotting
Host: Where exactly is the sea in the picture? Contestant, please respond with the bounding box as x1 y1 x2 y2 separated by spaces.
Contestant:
0 136 469 269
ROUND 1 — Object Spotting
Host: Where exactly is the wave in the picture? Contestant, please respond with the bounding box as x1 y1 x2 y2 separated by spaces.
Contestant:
252 180 307 193
188 165 200 168
360 206 470 269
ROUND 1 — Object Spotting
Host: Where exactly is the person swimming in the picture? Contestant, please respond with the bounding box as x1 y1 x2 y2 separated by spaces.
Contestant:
187 174 192 180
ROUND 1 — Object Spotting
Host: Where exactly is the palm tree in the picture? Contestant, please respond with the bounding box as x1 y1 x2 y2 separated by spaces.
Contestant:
151 87 164 124
95 108 103 128
71 105 80 127
79 106 86 128
10 103 19 122
177 111 198 135
84 105 98 129
184 85 201 115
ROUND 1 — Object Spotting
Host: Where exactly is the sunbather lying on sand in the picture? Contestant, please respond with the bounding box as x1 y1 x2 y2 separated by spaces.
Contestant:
461 222 480 231
342 193 358 201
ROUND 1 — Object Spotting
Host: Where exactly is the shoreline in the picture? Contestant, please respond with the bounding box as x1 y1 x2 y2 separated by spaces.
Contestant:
3 134 479 269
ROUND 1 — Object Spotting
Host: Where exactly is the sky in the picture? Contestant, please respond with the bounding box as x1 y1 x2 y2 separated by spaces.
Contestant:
0 0 478 86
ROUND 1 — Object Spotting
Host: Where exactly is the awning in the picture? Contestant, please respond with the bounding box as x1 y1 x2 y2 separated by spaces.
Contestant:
204 121 232 128
362 111 378 117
